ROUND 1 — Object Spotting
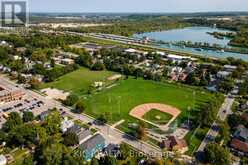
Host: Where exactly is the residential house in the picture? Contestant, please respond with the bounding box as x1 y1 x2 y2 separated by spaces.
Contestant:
12 55 22 61
61 118 74 133
61 58 75 65
224 65 237 72
67 125 92 144
103 144 121 158
217 71 231 79
0 41 8 46
79 134 106 161
160 136 188 153
39 111 51 121
57 51 79 60
230 125 248 156
16 47 26 54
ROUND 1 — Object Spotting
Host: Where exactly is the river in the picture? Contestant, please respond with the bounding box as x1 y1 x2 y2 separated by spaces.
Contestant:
133 27 248 61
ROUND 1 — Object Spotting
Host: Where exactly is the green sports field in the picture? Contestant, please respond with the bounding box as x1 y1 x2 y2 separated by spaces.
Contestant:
83 78 216 125
41 67 116 95
143 109 173 125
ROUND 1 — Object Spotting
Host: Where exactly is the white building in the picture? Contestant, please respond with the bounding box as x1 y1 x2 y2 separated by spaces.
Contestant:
61 59 75 65
124 48 148 55
167 54 191 63
0 155 7 165
155 51 166 57
217 71 231 79
223 65 237 72
61 118 74 133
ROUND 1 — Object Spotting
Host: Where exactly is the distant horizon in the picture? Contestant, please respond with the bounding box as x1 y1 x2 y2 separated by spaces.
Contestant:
29 11 248 14
29 0 248 13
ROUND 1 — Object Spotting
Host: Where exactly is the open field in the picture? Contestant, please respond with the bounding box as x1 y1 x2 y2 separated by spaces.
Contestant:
41 67 116 95
83 78 216 125
143 109 173 125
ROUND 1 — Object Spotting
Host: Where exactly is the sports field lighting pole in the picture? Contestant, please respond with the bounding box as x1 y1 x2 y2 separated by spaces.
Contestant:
187 106 191 126
107 95 111 136
118 96 121 116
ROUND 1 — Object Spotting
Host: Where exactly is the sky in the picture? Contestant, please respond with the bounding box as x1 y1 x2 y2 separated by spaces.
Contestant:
29 0 248 13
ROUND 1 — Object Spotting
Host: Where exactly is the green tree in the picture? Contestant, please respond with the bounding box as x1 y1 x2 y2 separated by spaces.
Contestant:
22 156 34 165
99 156 117 165
23 111 34 123
218 78 234 93
30 78 41 90
17 74 26 84
96 113 109 125
44 111 62 135
199 102 217 127
41 142 63 165
219 121 231 143
63 132 78 146
239 79 248 96
119 143 130 160
76 52 93 67
91 158 100 165
3 112 23 132
91 61 105 71
185 72 199 85
0 131 7 144
75 101 85 114
62 153 80 165
8 124 37 147
63 94 79 106
204 143 231 165
31 49 47 63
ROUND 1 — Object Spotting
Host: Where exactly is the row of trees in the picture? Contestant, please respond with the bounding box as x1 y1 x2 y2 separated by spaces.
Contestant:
68 16 189 36
0 110 87 165
198 96 224 127
0 32 85 49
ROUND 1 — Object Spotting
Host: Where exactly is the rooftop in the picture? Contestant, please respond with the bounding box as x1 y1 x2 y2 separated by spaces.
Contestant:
80 134 105 151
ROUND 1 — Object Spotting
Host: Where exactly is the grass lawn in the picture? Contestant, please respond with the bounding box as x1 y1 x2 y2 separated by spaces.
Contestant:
41 67 116 95
184 126 209 155
83 78 216 125
143 109 173 125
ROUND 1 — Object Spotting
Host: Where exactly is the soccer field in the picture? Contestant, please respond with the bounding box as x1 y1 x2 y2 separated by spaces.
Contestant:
41 67 116 95
83 78 216 125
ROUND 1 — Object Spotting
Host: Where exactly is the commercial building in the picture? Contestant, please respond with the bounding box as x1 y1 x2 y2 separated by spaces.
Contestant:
0 81 24 104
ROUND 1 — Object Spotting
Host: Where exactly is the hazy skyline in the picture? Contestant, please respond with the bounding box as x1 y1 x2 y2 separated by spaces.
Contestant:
30 0 248 13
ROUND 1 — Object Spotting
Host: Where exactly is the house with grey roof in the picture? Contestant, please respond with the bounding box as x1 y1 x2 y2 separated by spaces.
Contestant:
79 134 106 161
67 125 92 144
234 125 248 142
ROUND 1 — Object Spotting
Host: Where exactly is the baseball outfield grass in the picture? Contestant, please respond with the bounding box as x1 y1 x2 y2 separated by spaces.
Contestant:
83 78 217 124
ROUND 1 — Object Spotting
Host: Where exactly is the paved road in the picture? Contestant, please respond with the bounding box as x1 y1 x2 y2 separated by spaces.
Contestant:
1 76 195 162
197 97 234 153
0 76 165 157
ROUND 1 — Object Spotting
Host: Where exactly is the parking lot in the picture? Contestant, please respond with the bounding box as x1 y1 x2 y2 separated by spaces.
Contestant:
0 76 63 127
